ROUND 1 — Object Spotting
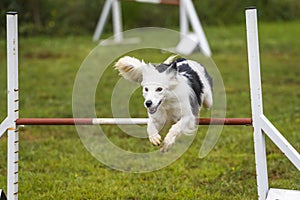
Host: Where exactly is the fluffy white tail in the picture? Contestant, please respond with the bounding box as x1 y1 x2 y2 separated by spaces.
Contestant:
163 55 178 65
114 56 143 83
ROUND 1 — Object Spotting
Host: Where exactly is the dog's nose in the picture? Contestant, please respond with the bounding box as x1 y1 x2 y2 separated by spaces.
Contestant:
145 100 152 108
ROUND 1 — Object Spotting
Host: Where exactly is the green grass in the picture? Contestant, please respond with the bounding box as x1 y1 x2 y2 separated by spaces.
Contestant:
0 20 300 199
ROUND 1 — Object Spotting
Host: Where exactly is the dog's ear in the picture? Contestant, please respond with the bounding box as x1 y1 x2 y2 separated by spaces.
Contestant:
167 61 178 76
114 56 143 83
166 62 178 88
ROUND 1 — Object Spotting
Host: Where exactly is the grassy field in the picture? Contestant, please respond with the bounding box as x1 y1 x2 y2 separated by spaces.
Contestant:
0 20 300 199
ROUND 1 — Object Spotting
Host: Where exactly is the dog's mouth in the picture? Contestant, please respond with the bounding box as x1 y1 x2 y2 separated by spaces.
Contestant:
148 100 162 114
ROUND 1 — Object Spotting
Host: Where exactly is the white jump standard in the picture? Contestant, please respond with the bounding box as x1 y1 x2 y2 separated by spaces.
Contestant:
0 11 19 200
93 0 211 56
1 8 300 200
245 8 300 200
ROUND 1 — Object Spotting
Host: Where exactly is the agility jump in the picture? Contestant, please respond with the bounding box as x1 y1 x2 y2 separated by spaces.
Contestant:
93 0 211 56
0 8 300 200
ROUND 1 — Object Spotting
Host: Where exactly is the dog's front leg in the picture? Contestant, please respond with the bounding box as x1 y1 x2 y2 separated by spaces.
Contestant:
147 117 162 146
161 116 196 152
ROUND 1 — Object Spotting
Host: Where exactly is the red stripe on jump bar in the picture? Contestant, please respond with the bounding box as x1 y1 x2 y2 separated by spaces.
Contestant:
16 118 93 125
197 118 252 125
125 0 180 6
160 0 180 5
16 118 252 126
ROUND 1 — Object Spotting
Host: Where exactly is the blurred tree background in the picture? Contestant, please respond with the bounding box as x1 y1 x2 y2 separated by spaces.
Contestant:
1 0 300 37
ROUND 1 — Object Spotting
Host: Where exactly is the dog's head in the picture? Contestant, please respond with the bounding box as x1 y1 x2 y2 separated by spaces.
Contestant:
141 61 179 114
115 56 179 114
141 83 164 114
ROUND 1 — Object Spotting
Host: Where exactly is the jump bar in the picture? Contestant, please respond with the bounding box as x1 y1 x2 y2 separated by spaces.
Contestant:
16 118 252 126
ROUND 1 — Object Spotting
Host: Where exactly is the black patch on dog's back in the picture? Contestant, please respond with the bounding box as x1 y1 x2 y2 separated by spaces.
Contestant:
174 59 204 105
156 58 205 109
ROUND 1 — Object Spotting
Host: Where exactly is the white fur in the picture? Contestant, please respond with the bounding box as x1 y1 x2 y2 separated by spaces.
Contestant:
114 56 213 152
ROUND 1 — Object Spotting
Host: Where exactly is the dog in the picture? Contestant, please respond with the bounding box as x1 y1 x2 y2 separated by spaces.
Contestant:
114 55 213 152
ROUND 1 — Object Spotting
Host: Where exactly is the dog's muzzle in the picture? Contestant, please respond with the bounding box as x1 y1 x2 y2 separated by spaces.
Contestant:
145 100 152 108
145 100 162 114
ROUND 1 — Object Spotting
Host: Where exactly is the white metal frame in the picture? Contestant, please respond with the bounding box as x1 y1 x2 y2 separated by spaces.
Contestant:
246 8 300 200
92 0 211 56
0 12 19 200
1 8 300 200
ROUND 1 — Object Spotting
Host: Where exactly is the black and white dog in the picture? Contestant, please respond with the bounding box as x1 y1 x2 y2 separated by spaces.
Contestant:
115 56 213 152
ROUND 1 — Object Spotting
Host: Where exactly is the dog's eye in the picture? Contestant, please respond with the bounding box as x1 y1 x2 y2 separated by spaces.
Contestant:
156 87 163 92
144 87 148 92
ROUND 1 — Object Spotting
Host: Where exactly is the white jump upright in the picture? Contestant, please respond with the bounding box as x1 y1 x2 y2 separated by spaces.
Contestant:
246 7 300 200
92 0 211 56
0 11 19 200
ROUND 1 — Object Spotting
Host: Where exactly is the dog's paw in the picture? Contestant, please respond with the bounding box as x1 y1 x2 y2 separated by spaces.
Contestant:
149 133 161 146
160 135 176 152
160 141 173 152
